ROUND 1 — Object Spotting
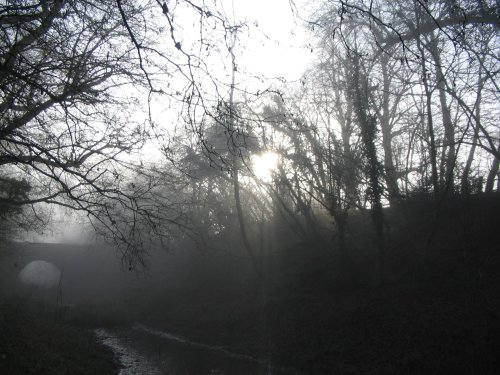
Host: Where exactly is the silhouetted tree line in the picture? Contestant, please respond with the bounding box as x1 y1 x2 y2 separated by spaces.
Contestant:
1 0 498 270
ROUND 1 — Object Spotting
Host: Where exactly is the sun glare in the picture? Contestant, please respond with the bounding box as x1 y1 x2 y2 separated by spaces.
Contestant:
252 152 279 182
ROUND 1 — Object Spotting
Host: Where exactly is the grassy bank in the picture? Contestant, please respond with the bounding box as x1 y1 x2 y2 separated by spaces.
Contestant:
0 297 119 375
126 195 500 374
134 246 500 374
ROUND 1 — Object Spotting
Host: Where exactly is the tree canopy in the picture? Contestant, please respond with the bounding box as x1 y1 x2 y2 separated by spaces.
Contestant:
1 0 499 267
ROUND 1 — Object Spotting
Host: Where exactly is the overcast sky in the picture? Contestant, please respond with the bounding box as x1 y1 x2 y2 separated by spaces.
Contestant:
221 0 312 82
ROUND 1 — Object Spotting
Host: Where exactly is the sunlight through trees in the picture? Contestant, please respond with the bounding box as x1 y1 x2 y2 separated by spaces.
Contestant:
1 0 498 268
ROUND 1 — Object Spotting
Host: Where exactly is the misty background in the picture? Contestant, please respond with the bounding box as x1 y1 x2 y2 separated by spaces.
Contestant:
1 1 500 374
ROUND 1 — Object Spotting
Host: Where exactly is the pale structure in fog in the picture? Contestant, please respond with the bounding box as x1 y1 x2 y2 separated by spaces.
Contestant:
18 260 61 289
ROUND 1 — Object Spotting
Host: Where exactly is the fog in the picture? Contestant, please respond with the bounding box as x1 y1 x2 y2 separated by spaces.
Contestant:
2 195 500 373
1 0 500 373
0 238 274 373
1 239 254 308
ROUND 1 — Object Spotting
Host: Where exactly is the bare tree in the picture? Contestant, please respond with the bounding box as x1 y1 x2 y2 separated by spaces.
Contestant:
1 1 152 245
308 0 499 196
0 0 240 265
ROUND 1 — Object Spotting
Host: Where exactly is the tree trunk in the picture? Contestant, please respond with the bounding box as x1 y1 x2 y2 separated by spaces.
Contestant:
416 35 439 196
379 54 400 203
429 37 456 192
461 73 484 194
227 37 261 275
350 53 386 281
485 140 500 193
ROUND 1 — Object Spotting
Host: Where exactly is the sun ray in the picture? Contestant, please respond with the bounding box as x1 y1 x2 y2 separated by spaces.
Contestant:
251 152 279 182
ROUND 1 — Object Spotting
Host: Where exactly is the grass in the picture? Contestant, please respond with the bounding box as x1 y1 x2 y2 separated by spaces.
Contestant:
135 247 500 374
0 297 119 375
